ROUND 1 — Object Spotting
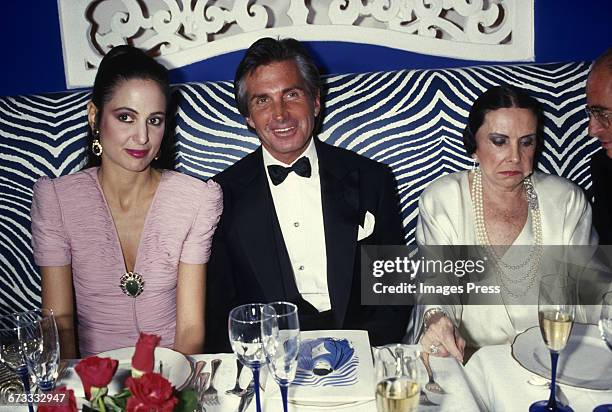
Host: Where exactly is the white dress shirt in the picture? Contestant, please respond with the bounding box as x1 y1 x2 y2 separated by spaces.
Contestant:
263 139 331 312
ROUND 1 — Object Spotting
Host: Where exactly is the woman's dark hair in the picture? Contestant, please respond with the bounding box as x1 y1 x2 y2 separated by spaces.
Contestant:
462 85 544 158
234 37 321 118
85 45 172 168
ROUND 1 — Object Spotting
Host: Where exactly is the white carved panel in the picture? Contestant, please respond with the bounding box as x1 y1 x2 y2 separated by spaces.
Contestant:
57 0 534 89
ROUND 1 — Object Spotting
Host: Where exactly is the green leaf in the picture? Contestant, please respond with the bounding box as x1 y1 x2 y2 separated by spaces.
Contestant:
103 396 123 412
174 388 197 412
108 389 131 410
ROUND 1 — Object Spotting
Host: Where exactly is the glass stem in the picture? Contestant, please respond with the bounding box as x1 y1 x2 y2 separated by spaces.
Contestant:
17 366 34 412
281 384 289 412
547 350 558 410
253 365 262 412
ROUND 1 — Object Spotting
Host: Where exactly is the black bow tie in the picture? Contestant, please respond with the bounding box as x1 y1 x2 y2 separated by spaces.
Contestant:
267 156 312 185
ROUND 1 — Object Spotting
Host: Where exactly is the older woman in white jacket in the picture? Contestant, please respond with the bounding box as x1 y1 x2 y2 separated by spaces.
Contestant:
415 85 598 361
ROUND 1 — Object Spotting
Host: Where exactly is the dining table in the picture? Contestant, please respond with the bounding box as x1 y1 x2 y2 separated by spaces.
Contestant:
0 343 480 411
188 345 481 412
1 339 610 411
464 343 612 412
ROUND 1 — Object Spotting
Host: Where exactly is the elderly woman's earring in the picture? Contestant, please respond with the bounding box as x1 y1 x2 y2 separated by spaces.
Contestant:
471 157 478 171
91 128 103 156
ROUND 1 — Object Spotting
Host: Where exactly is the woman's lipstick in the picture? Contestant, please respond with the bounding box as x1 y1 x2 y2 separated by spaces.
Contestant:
500 171 521 177
125 149 149 158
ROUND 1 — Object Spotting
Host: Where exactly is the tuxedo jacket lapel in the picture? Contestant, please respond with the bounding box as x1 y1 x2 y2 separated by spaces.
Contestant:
316 140 361 327
231 149 289 302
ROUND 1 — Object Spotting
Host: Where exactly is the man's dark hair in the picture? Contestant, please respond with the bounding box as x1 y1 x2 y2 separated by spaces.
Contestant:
462 85 544 159
234 37 321 117
591 47 612 73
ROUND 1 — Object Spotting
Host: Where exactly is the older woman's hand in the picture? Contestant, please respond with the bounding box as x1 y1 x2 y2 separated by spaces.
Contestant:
420 312 466 363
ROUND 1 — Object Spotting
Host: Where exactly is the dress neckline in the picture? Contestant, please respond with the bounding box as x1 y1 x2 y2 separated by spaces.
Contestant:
464 170 533 248
89 167 166 274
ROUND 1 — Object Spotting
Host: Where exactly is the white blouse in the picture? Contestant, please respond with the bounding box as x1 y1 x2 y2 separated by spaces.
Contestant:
414 170 598 347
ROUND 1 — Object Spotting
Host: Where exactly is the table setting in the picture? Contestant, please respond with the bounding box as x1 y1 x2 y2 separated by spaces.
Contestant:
465 283 612 412
1 291 611 411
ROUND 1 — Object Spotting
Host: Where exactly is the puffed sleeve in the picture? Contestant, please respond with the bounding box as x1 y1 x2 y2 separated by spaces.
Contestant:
31 177 71 266
179 179 223 264
565 183 598 246
415 190 454 246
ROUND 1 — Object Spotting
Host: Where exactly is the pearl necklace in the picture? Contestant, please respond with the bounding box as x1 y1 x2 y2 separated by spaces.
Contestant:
471 168 543 298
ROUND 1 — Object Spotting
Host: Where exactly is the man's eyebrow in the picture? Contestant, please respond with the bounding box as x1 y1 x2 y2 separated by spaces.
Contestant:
282 85 305 93
249 85 306 101
249 92 269 101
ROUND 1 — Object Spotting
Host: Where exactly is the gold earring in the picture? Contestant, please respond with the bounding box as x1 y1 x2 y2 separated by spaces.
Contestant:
92 128 103 156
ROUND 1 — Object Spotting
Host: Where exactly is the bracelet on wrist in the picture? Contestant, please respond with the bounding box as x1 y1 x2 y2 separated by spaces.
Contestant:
423 307 446 330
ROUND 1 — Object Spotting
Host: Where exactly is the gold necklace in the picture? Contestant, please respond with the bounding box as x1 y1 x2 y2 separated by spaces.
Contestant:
471 168 543 298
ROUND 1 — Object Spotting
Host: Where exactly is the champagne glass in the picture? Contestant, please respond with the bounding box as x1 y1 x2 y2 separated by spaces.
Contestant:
599 291 612 350
0 312 34 412
374 344 420 412
530 274 576 412
229 303 267 412
593 291 612 411
18 309 60 392
261 302 300 412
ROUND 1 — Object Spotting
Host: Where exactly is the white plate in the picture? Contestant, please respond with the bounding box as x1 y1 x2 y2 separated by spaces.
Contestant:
512 323 612 390
97 347 191 390
60 347 191 397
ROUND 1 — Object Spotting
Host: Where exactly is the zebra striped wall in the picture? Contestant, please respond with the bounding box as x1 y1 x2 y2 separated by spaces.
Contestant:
0 61 600 315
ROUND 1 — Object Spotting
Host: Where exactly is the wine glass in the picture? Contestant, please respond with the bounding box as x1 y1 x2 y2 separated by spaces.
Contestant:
18 309 60 392
373 344 420 412
0 312 34 412
261 302 300 412
530 274 576 412
594 291 612 411
229 303 267 412
599 291 612 350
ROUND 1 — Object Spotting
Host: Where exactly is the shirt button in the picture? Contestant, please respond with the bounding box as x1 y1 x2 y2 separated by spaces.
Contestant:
294 222 300 227
298 265 305 271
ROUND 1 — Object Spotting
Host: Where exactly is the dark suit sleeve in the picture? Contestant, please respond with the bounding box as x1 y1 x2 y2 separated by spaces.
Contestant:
372 165 405 245
346 164 412 345
204 179 235 353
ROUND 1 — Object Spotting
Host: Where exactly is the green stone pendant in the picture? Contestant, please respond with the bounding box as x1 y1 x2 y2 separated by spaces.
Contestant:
119 271 144 298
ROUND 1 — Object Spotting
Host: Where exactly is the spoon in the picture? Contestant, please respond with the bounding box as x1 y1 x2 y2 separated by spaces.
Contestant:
421 352 446 394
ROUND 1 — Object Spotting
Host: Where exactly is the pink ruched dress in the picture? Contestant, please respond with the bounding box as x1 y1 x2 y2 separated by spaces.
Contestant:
31 167 222 357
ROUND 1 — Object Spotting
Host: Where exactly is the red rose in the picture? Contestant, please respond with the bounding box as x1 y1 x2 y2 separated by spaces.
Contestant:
37 386 77 412
74 356 118 399
131 332 161 374
125 372 178 412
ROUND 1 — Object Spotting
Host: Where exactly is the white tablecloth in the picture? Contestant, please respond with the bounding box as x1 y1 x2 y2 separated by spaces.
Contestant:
191 345 481 412
464 344 612 412
1 346 481 411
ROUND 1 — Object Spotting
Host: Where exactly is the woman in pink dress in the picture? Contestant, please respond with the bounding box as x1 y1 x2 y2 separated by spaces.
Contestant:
30 46 222 358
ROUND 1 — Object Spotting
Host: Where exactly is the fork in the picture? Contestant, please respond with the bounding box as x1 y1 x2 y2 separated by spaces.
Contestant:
226 358 245 396
421 352 446 394
202 358 222 405
196 371 210 411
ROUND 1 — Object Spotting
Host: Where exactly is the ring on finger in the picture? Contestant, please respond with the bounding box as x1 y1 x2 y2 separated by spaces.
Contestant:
429 343 440 354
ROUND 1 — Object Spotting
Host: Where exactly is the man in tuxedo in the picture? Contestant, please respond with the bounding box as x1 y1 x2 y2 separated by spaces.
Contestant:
586 48 612 244
205 37 411 352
